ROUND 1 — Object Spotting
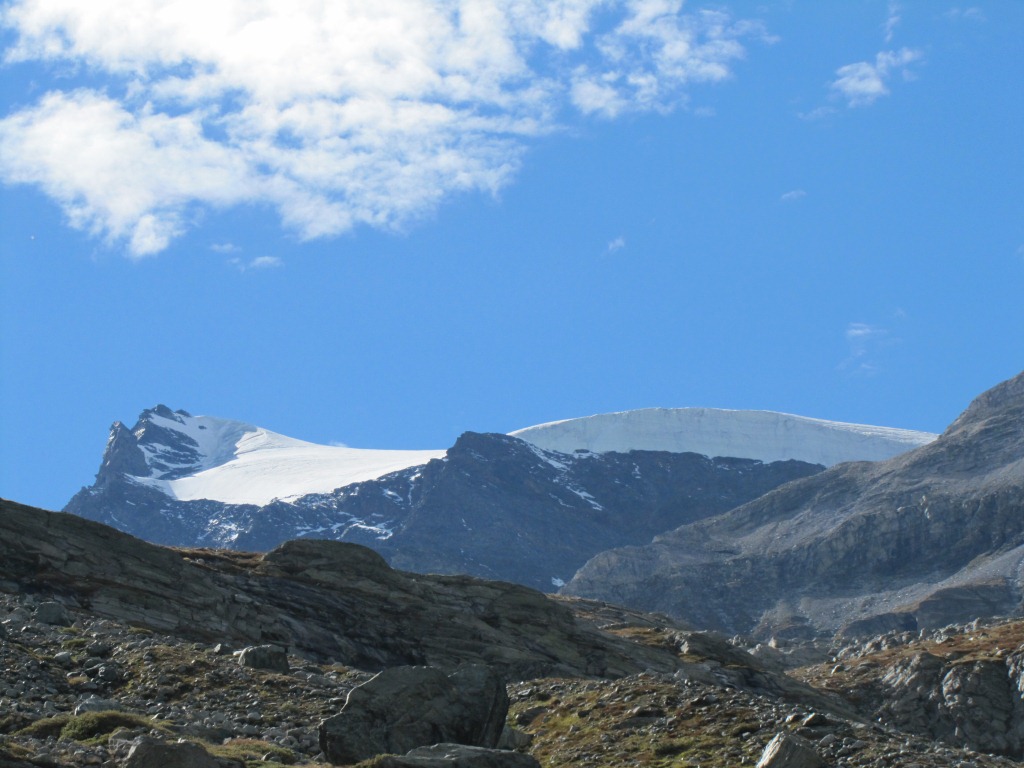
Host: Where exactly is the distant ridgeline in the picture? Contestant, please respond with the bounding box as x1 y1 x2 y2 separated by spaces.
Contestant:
66 404 933 599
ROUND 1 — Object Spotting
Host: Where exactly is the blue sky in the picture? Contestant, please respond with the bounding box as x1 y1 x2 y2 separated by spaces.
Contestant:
1 1 1021 511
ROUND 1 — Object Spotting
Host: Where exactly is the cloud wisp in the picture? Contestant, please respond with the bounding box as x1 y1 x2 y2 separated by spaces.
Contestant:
830 48 921 107
230 255 283 272
818 2 920 111
839 321 893 376
0 0 765 257
883 1 901 43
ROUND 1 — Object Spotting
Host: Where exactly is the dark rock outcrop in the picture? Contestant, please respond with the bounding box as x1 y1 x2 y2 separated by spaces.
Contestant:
565 371 1024 637
122 737 222 768
318 665 508 764
0 498 679 679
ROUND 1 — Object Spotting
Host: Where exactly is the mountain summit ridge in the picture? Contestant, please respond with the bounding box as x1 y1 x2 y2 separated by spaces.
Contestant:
91 404 936 508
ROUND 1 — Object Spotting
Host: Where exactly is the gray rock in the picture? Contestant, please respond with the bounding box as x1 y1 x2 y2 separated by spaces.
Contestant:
756 732 824 768
122 736 221 768
496 726 533 752
318 664 508 765
373 743 541 768
75 695 123 715
237 645 289 673
34 601 70 625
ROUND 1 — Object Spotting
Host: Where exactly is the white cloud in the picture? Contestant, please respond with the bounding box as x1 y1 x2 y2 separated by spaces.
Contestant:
944 7 986 23
780 189 806 203
230 255 282 272
210 242 239 253
845 322 885 342
830 48 921 107
0 0 765 257
248 256 282 270
840 322 884 375
606 236 626 253
569 6 766 118
883 2 901 43
839 321 898 376
797 105 837 121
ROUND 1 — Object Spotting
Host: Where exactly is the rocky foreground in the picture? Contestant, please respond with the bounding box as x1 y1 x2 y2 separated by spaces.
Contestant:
4 499 1024 767
2 586 1023 768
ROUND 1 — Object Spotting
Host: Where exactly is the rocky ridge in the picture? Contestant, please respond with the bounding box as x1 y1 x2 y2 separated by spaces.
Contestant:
565 370 1024 638
0 499 675 679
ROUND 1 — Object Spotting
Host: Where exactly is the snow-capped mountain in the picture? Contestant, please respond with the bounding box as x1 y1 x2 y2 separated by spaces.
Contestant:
65 403 936 591
511 408 935 467
96 404 935 508
100 405 444 505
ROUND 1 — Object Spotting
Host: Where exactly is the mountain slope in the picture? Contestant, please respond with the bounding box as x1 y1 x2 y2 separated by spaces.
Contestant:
564 371 1024 637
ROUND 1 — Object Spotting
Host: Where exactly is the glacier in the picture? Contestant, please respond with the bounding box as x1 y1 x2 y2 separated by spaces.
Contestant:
510 408 936 468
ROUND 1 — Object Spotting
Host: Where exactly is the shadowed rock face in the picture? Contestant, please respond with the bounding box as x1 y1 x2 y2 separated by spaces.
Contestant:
565 371 1024 637
318 664 508 764
0 498 679 680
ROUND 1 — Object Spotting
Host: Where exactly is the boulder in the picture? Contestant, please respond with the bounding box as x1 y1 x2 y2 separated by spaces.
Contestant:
371 744 541 768
121 736 221 768
34 601 70 626
319 664 508 765
755 732 823 768
74 695 123 715
237 644 289 673
496 726 533 752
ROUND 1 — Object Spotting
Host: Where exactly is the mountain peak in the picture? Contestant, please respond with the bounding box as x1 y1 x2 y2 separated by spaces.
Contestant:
946 370 1024 436
92 406 447 506
142 404 193 421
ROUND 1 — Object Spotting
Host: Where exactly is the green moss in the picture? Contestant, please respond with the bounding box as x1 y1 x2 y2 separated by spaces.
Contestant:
351 756 400 768
59 711 161 744
0 713 30 735
206 738 295 765
14 714 70 739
